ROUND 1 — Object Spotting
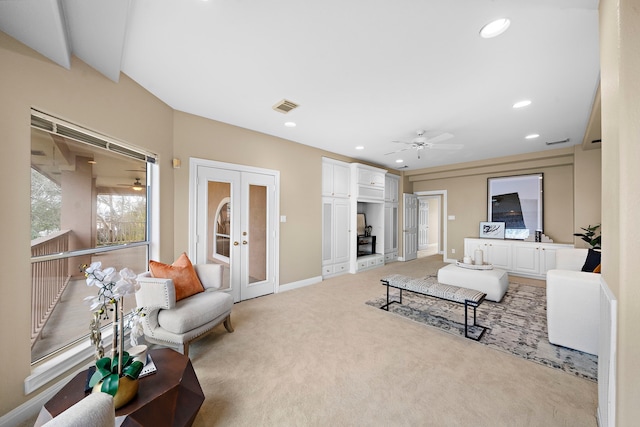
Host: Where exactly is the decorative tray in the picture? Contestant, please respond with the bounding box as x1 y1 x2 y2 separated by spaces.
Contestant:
455 261 494 270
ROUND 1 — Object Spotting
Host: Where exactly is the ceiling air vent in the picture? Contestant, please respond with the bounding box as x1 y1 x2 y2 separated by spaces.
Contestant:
272 99 299 114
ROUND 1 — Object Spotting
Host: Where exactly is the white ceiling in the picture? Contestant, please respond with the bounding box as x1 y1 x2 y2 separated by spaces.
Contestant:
0 0 601 171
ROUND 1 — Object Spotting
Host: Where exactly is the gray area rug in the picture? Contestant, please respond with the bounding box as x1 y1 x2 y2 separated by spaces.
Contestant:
366 277 598 381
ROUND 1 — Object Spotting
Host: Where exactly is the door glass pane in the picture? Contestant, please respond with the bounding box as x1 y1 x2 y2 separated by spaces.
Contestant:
208 181 231 290
248 184 267 283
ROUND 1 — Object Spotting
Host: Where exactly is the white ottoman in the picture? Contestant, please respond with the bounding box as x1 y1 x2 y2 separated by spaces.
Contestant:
437 263 509 302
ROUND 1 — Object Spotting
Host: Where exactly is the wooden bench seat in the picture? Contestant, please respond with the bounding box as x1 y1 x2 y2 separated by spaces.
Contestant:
380 274 488 340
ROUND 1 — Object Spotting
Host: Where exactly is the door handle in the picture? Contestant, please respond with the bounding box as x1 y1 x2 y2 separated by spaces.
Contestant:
242 240 248 245
234 241 239 246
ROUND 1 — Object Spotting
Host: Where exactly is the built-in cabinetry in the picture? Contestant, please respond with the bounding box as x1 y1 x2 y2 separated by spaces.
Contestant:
351 163 386 273
322 158 351 278
322 158 389 276
322 159 350 198
384 175 399 262
464 238 574 279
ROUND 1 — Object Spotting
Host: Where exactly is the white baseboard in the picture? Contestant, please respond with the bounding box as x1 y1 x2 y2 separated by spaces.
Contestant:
278 275 322 293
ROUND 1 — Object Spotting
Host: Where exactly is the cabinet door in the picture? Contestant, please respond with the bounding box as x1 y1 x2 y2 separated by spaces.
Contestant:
512 244 540 275
322 163 334 196
385 176 399 202
323 160 350 198
333 198 351 264
384 204 398 253
322 198 334 264
486 241 511 270
332 163 350 198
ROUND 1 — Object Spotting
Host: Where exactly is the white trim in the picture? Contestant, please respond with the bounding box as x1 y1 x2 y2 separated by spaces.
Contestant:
279 276 323 292
415 190 448 261
598 277 617 427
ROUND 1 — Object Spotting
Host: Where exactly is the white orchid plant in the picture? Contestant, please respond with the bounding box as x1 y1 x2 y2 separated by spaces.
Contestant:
81 262 146 397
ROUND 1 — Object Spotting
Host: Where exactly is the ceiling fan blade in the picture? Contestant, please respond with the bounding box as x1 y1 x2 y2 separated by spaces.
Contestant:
391 140 412 145
384 147 411 155
425 132 454 144
429 143 464 150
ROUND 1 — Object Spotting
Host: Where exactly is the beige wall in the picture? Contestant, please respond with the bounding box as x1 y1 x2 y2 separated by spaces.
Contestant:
405 148 583 258
172 111 331 285
600 0 640 423
0 32 175 414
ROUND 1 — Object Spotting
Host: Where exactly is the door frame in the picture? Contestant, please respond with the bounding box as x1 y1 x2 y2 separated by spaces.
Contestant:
188 157 280 297
417 195 441 254
415 190 449 261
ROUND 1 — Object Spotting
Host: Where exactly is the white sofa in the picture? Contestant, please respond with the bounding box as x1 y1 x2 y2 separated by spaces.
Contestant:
136 263 234 357
35 392 114 427
546 248 600 355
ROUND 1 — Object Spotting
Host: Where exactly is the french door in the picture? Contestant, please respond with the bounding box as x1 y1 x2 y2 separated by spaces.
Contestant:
192 159 279 302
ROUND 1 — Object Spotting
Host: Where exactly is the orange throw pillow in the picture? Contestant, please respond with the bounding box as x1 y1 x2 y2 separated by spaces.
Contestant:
149 253 204 301
593 264 601 273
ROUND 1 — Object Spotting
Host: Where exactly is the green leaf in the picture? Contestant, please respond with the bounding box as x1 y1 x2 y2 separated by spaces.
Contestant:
95 357 112 371
100 373 120 397
123 360 144 379
89 368 109 388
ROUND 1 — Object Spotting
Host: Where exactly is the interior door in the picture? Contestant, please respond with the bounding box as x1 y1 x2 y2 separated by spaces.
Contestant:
418 198 429 250
195 163 277 302
403 193 418 261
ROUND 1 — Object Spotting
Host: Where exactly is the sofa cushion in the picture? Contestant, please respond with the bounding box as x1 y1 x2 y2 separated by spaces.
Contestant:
157 290 233 334
581 249 602 272
149 253 204 301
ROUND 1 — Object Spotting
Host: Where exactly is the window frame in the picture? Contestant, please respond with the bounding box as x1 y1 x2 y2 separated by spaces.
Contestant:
26 109 159 394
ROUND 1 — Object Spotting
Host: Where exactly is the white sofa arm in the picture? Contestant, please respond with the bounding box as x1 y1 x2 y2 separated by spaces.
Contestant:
37 392 114 427
194 263 224 290
546 269 600 355
555 248 589 271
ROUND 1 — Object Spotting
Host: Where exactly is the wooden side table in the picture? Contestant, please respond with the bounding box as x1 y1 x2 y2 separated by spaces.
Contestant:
37 348 204 427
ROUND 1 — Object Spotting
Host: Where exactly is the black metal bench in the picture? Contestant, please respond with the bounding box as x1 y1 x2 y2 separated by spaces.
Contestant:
380 274 488 341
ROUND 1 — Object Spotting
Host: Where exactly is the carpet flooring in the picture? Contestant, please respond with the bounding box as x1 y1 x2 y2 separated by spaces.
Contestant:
366 276 598 382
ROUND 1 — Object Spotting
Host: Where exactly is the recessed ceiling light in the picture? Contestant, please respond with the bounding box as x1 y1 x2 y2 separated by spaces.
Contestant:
513 100 532 109
284 122 296 127
355 146 364 150
395 159 404 163
525 134 540 139
480 18 511 38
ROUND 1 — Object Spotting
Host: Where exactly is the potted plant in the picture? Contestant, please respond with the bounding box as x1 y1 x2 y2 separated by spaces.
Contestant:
82 262 146 408
573 224 601 250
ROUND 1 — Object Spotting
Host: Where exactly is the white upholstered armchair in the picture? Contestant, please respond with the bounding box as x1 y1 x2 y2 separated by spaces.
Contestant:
546 248 600 355
136 263 234 357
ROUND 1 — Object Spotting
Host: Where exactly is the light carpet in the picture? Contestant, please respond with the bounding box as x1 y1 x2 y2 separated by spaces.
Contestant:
366 276 598 382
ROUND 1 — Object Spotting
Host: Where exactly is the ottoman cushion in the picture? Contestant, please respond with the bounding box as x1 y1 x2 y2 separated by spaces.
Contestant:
437 263 509 302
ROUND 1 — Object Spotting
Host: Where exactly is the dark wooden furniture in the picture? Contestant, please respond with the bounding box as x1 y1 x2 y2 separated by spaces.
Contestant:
40 348 204 426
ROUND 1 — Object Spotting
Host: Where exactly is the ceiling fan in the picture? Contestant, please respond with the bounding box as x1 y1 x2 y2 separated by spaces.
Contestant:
385 130 463 159
118 177 145 191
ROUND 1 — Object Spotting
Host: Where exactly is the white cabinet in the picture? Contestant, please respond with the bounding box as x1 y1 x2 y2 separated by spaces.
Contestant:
322 197 351 277
464 238 573 279
352 163 386 202
357 167 385 187
355 254 385 272
385 174 399 203
322 158 350 198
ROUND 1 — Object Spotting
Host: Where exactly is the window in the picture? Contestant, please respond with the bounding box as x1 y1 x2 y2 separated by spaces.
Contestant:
30 110 156 364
